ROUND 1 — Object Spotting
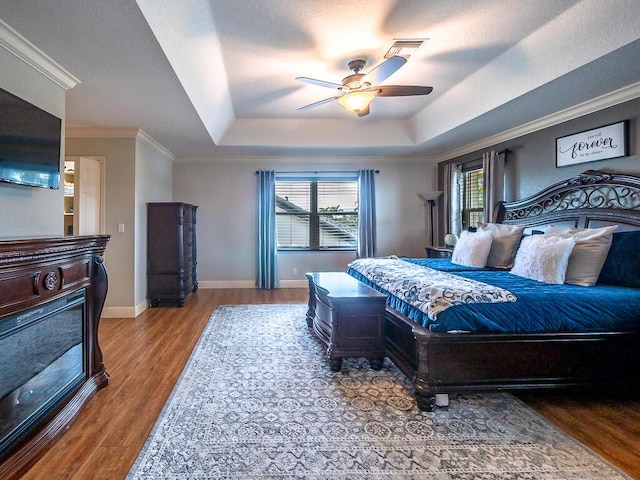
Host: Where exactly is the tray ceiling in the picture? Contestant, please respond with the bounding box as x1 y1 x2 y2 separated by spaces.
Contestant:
1 0 640 159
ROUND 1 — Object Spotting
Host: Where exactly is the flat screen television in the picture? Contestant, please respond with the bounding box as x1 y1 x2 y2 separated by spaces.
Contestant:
0 87 61 189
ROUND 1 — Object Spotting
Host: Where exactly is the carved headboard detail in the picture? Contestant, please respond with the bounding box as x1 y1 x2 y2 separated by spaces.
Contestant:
495 170 640 228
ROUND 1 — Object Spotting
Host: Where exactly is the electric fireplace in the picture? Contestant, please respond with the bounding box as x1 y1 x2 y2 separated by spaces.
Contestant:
0 290 85 458
0 235 109 479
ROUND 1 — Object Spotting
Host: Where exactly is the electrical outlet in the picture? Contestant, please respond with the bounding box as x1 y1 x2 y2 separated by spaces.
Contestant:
292 268 298 276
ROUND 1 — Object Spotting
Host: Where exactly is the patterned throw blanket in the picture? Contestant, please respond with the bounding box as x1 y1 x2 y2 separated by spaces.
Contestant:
348 257 517 321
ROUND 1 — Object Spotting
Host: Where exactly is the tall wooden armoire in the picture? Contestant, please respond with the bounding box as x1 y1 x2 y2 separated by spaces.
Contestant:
147 202 198 307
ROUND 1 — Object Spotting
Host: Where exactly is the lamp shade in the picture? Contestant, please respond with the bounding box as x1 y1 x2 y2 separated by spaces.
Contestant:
418 191 443 203
338 91 375 114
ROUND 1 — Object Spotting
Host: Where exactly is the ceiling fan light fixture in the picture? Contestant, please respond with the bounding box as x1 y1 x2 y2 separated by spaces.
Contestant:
338 91 375 114
297 53 432 115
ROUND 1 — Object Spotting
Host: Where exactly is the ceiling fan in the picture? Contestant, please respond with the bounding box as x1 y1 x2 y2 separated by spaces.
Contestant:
296 55 433 117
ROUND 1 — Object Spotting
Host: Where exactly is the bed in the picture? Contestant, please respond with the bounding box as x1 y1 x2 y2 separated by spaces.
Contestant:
348 170 640 411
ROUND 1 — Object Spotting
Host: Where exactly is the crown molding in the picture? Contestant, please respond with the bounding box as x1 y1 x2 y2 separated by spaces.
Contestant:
173 153 426 164
0 19 80 90
136 129 175 160
431 81 640 163
66 127 174 160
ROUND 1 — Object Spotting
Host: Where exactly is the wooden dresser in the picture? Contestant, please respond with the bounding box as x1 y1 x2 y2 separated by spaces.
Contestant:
147 202 198 307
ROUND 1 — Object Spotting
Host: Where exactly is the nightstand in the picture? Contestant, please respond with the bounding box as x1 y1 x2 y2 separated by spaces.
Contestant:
425 246 454 259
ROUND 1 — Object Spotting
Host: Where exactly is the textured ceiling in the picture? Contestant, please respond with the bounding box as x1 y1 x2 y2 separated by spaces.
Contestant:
1 0 640 159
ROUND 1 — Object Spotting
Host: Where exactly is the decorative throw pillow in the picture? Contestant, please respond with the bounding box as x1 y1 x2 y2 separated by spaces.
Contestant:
545 225 618 286
451 230 493 268
510 235 576 284
597 230 640 288
477 222 525 269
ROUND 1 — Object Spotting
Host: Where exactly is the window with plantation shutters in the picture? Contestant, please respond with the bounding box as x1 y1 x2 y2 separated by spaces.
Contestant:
275 178 358 250
462 167 484 229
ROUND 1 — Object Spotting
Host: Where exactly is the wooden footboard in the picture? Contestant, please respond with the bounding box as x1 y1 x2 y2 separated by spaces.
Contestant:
384 306 640 411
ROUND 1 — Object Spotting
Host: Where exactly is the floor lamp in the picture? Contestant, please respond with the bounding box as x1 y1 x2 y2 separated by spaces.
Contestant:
419 191 443 246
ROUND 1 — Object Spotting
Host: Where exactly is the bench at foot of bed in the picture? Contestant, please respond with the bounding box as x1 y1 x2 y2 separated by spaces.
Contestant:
306 272 387 372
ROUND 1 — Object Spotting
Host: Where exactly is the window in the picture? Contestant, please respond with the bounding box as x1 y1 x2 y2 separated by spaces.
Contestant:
462 167 484 229
275 178 358 250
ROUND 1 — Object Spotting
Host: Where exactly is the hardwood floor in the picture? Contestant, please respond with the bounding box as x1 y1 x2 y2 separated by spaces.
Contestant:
516 390 640 478
17 288 640 479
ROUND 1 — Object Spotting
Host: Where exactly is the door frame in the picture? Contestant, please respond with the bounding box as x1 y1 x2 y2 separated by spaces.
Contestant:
65 155 106 235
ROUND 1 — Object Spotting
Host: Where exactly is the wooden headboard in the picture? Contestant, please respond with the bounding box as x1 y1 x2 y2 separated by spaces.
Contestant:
495 170 640 230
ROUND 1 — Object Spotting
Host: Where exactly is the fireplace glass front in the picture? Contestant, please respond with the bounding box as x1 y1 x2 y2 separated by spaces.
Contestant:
0 289 86 459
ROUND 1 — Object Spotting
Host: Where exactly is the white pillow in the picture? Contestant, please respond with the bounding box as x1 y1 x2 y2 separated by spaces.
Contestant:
451 230 493 268
545 225 618 286
510 235 576 284
477 222 525 268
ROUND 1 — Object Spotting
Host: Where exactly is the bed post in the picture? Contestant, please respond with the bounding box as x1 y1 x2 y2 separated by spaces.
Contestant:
413 330 437 411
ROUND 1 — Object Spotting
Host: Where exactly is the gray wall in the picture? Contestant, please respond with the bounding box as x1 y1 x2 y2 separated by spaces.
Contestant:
66 137 137 312
173 158 435 287
509 98 640 199
439 97 640 235
67 134 174 316
134 140 173 306
0 45 67 237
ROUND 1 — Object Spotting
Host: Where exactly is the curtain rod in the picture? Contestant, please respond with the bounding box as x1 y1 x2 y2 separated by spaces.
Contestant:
255 170 379 174
498 148 511 155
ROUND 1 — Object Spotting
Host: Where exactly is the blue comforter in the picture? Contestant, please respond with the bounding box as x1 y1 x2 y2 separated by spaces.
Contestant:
348 258 640 334
402 257 500 272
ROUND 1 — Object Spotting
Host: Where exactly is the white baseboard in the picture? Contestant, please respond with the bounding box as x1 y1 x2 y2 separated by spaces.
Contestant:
135 298 148 316
102 298 148 318
101 306 137 318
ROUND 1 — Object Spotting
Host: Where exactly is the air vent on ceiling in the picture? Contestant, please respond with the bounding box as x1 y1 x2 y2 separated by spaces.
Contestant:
384 39 427 59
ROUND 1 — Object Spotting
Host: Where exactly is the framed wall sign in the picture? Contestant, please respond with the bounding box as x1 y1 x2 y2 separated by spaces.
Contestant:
556 120 629 167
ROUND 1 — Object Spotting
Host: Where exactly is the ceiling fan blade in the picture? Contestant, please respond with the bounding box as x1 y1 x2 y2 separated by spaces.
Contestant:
297 95 339 111
369 85 433 97
296 76 342 89
362 55 407 86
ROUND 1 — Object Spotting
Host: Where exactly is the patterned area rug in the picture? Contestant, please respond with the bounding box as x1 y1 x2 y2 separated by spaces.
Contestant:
127 304 629 479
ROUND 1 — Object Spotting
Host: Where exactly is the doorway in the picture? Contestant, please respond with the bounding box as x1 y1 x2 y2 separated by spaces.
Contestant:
63 156 105 235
